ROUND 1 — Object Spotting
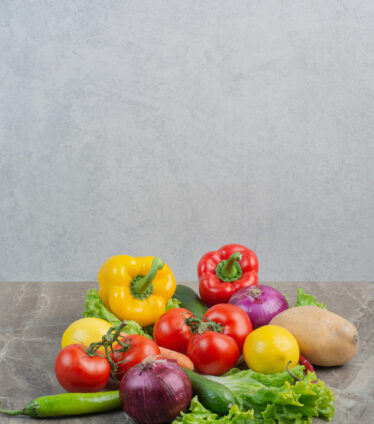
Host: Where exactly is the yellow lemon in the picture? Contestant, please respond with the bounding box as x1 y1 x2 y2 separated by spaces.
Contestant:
61 317 112 349
243 325 299 374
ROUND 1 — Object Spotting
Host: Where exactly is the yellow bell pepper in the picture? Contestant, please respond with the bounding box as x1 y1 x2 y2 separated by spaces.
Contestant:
98 255 176 327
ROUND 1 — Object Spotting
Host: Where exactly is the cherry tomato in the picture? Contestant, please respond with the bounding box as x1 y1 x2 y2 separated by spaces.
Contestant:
187 331 239 375
55 344 111 392
204 304 253 351
111 334 160 381
153 308 193 354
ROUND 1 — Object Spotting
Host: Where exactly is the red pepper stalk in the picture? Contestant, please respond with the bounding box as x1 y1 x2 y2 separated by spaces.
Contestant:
198 244 259 306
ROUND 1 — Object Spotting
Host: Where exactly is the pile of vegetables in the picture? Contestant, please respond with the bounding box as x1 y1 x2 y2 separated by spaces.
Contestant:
0 243 360 423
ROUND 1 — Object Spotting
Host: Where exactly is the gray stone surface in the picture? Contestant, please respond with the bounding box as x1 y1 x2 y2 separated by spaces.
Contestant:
1 1 374 283
0 281 373 423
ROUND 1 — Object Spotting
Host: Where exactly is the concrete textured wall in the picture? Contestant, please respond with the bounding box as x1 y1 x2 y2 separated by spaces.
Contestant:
1 1 373 282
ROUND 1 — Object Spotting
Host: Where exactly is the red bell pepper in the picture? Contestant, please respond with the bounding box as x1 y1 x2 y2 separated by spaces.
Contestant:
198 244 259 306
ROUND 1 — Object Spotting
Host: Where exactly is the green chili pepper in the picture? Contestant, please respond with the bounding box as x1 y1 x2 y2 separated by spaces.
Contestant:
0 390 120 418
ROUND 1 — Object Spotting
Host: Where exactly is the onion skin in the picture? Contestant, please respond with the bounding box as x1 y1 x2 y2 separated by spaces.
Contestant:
229 285 288 329
119 359 192 424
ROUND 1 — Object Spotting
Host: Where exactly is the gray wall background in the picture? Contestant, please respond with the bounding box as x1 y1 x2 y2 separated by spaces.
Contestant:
1 1 373 283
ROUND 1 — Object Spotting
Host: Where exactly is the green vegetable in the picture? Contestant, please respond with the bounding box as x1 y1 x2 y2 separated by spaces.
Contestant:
176 366 334 423
0 391 120 418
182 368 235 415
295 288 327 309
83 289 121 325
173 284 207 316
82 289 152 338
166 297 182 310
175 397 255 423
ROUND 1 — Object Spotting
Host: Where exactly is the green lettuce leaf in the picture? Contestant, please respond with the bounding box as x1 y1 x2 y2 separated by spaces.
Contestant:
175 397 256 423
82 289 152 339
176 366 334 423
295 288 327 309
166 297 182 310
82 289 121 325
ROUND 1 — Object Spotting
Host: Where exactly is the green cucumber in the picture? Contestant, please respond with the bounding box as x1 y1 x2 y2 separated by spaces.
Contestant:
173 284 207 316
182 368 235 415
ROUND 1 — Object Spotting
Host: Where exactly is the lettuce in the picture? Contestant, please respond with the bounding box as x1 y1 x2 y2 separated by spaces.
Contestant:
166 297 182 310
175 397 256 423
295 288 326 309
82 289 121 325
82 289 152 338
175 366 334 423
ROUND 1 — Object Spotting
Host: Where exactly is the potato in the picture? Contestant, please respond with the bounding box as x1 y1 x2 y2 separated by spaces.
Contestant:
269 306 359 366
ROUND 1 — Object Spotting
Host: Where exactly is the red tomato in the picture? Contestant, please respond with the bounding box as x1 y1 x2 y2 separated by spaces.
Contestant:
111 334 160 381
153 308 193 354
187 331 239 375
55 344 111 392
204 304 253 351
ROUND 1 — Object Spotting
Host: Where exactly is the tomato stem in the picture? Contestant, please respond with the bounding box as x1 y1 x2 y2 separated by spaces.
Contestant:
85 321 132 374
184 315 223 335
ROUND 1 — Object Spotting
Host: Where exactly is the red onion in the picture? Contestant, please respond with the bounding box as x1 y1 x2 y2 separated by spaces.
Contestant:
119 358 192 424
229 285 288 329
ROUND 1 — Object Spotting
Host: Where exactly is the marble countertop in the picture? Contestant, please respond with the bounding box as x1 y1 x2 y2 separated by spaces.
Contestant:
0 281 372 423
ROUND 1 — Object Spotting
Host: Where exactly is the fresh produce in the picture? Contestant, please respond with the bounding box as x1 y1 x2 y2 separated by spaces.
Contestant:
198 244 259 306
187 330 239 375
65 320 161 382
299 353 315 374
175 397 255 424
119 358 192 424
1 248 344 424
111 334 160 381
83 288 124 325
229 284 289 329
83 288 179 339
243 325 299 374
166 297 183 310
82 288 148 335
159 346 195 370
98 256 176 326
270 305 359 366
61 317 112 349
153 308 193 353
0 391 120 418
55 344 111 392
173 284 208 316
186 314 240 375
176 366 335 423
182 368 235 415
295 288 327 309
204 303 253 350
1 366 334 422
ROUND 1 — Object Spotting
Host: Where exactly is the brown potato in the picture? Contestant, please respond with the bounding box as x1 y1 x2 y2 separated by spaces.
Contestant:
269 306 359 366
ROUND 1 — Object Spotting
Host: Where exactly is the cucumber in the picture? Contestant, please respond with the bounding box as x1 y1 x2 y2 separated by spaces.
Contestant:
173 284 207 316
182 368 235 415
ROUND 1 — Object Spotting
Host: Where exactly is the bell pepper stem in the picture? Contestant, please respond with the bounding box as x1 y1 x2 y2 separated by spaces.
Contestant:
133 257 164 294
221 252 242 278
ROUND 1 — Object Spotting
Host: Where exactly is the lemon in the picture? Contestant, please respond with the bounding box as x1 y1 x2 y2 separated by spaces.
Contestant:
243 325 299 374
61 317 112 349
